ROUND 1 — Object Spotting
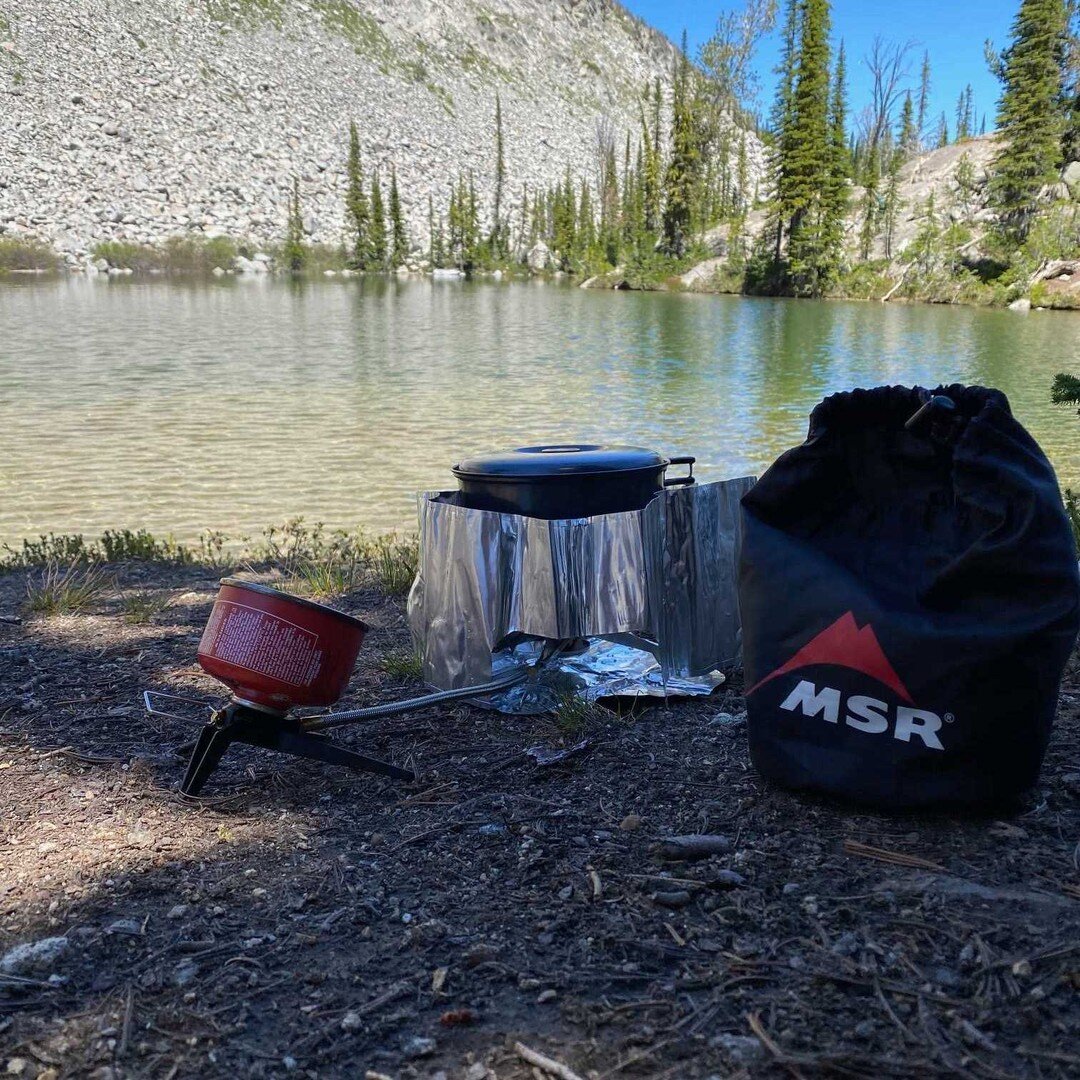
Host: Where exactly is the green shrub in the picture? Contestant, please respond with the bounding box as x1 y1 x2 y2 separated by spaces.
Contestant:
93 237 240 274
0 237 59 272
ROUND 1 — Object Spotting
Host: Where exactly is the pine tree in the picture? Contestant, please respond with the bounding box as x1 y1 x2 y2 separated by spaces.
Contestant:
577 179 596 265
784 0 837 293
552 170 577 268
345 121 369 270
882 145 903 258
822 40 849 269
599 142 621 265
936 112 950 147
492 93 507 257
858 141 880 261
389 165 407 268
428 194 445 269
955 83 975 140
916 51 932 144
284 177 306 272
770 0 801 259
991 0 1069 233
898 91 918 157
369 171 387 269
662 32 703 256
641 105 663 236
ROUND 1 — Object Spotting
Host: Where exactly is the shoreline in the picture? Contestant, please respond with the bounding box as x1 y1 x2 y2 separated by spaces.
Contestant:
5 235 1075 313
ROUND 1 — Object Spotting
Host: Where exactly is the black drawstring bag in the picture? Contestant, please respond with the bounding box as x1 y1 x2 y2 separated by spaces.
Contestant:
739 385 1079 810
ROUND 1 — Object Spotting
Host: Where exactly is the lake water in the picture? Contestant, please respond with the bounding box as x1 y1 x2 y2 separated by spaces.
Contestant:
1 275 1079 547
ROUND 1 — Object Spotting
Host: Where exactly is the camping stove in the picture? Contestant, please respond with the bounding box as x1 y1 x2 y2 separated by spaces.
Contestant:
148 578 414 796
407 471 756 702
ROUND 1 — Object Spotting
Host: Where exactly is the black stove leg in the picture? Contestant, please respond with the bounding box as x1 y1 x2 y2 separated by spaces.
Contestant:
273 728 416 782
180 722 234 797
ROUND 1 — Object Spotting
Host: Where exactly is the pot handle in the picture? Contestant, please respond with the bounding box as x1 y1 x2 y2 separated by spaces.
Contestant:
664 455 696 487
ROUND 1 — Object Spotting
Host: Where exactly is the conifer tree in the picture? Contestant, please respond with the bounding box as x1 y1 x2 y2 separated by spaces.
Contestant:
662 33 704 256
284 177 306 272
428 194 446 269
784 0 836 293
881 146 903 258
822 39 849 268
599 141 621 265
577 179 596 264
991 0 1069 233
389 165 407 268
492 93 507 257
345 121 369 270
955 83 975 140
467 174 480 264
769 0 802 258
369 171 387 269
936 112 950 147
916 51 932 143
898 91 919 156
641 106 663 236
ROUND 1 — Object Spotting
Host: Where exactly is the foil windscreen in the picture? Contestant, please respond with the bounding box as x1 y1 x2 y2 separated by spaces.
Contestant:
407 478 755 695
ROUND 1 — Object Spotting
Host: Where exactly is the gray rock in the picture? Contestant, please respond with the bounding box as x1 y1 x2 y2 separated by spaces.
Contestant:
1008 298 1032 312
105 918 142 935
0 936 70 976
710 1033 766 1064
173 959 199 987
527 241 551 272
1063 160 1080 195
652 889 692 908
400 1034 436 1058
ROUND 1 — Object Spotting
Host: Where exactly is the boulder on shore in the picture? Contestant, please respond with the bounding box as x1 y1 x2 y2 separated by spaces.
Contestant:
527 241 551 273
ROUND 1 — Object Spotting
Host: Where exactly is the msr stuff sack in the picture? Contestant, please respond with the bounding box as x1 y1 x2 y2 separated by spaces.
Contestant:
739 385 1079 810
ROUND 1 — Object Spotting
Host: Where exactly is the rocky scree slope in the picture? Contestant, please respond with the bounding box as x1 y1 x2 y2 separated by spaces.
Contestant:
0 0 765 267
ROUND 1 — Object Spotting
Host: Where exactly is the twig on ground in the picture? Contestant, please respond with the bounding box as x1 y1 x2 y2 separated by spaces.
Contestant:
843 839 945 871
514 1041 588 1080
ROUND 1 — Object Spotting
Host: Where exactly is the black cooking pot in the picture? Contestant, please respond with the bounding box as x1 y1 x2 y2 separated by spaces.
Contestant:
451 443 696 519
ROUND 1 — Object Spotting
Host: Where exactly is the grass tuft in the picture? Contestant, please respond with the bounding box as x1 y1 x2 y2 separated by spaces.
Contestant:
287 554 363 598
368 534 419 596
379 649 424 682
25 562 113 615
121 590 175 625
552 692 609 737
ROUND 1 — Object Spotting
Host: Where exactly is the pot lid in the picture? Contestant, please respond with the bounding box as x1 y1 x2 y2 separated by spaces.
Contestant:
453 443 668 479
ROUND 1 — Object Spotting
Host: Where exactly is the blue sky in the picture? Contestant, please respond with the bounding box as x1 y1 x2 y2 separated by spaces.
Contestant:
622 0 1018 137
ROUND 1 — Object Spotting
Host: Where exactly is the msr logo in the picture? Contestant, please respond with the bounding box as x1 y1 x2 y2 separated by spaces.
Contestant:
750 613 947 751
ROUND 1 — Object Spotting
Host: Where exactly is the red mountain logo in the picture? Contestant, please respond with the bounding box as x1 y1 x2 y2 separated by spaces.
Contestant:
749 612 914 704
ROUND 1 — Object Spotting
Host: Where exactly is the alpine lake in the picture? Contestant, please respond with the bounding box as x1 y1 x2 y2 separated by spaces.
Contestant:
1 273 1077 547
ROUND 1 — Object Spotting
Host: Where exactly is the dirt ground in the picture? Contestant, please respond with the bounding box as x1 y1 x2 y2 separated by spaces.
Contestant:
1 562 1079 1080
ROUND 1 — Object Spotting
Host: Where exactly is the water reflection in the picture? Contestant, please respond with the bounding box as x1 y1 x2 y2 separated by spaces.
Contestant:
0 276 1077 544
